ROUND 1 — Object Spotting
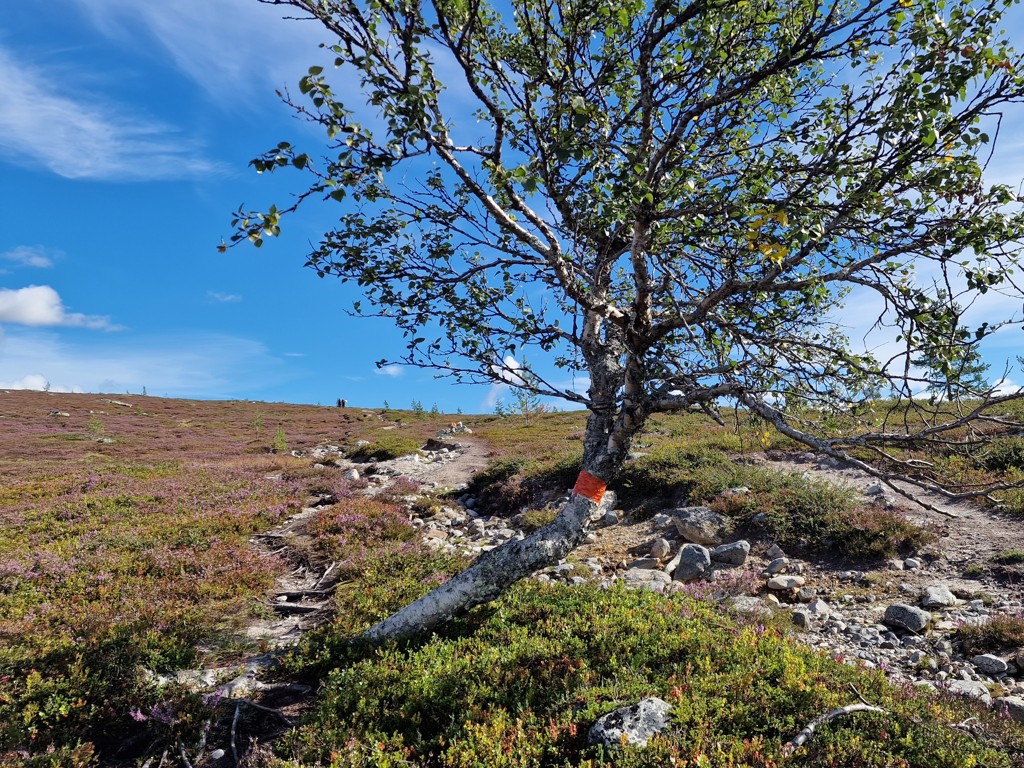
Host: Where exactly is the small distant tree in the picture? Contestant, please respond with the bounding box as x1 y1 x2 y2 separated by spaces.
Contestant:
272 426 289 453
237 0 1024 638
911 295 991 400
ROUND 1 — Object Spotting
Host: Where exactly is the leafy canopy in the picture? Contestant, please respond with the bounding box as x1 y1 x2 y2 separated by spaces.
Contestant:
235 0 1024 484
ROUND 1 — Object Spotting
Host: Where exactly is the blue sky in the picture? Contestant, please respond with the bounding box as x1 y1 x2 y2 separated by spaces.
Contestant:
2 2 1024 411
0 0 482 409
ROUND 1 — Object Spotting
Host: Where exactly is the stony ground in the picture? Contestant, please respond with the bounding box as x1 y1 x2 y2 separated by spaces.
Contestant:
229 433 1024 724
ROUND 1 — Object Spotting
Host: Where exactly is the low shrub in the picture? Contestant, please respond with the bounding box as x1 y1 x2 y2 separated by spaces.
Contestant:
992 549 1024 565
981 437 1024 472
276 582 1020 767
347 435 422 461
957 613 1024 655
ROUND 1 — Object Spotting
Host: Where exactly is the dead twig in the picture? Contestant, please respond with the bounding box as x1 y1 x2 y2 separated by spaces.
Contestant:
231 702 242 768
783 703 887 754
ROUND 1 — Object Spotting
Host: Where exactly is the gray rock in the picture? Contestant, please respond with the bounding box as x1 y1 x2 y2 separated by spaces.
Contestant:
807 598 831 616
946 680 992 705
726 596 772 617
792 609 813 629
767 575 805 591
920 585 957 608
904 558 922 570
972 654 1009 675
649 538 672 559
673 544 711 581
627 557 660 570
765 543 786 559
710 540 750 566
602 510 619 527
764 557 789 575
588 697 674 748
671 506 732 546
883 604 931 633
995 696 1024 724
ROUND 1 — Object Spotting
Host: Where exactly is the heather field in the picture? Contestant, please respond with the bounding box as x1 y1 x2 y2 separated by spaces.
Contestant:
2 390 1024 767
0 391 459 765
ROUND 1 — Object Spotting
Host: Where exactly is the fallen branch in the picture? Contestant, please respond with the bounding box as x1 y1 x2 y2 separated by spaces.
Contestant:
783 703 887 754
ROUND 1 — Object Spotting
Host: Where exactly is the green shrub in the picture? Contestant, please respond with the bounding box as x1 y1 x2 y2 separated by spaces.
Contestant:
981 437 1024 472
957 614 1024 655
992 549 1024 565
348 435 422 461
278 582 1020 767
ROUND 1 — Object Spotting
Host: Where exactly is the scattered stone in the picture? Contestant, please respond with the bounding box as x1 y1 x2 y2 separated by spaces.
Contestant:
972 654 1009 675
883 604 932 633
342 468 360 481
670 506 732 546
673 544 711 581
797 586 816 603
792 609 813 629
904 558 922 570
807 598 831 616
995 696 1024 724
726 596 772 617
49 410 70 417
765 543 786 559
627 557 660 570
649 538 672 559
946 680 992 705
920 585 956 609
710 540 750 566
587 697 674 748
764 557 789 575
602 510 619 527
767 575 805 591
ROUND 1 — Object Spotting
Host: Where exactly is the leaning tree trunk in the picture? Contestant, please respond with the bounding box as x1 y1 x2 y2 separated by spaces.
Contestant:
363 410 631 641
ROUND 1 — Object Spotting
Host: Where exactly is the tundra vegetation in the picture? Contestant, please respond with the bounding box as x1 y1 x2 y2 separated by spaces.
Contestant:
234 0 1024 639
3 391 1024 766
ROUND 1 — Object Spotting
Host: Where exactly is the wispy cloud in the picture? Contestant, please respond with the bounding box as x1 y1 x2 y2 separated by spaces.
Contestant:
208 291 242 303
67 0 330 104
2 245 58 268
0 46 221 181
0 285 117 330
376 364 404 377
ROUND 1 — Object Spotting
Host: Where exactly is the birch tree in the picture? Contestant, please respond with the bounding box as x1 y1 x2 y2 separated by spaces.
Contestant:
233 0 1024 638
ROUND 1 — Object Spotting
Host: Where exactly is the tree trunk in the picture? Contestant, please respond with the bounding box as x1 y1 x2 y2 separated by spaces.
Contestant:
363 408 633 641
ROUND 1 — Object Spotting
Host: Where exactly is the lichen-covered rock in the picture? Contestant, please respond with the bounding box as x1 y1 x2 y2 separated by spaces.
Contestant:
587 697 674 748
972 654 1008 675
883 603 931 632
670 506 732 546
919 584 956 608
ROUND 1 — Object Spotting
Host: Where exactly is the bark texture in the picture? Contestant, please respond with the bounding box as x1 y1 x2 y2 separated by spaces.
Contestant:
363 490 599 640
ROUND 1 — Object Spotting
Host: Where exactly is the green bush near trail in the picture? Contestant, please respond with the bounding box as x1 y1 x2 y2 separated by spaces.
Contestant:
275 579 1021 768
347 435 423 461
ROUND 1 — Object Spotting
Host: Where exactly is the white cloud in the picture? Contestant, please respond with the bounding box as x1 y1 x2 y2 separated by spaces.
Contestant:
376 364 404 377
0 46 221 181
208 291 242 303
67 0 330 104
2 245 58 268
0 285 116 330
0 373 81 393
0 329 289 398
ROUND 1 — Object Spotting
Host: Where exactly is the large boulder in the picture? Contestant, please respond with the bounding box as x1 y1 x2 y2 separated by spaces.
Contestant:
587 697 674 748
670 506 733 546
672 544 711 581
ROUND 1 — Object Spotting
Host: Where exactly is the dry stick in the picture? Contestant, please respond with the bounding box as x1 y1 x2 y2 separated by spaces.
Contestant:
313 561 338 590
177 740 195 768
783 703 887 755
231 702 242 768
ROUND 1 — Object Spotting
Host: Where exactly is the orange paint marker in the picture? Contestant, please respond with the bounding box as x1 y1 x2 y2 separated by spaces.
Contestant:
572 470 607 504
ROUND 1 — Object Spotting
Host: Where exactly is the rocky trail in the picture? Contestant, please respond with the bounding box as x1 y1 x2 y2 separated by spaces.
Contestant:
170 435 1024 730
